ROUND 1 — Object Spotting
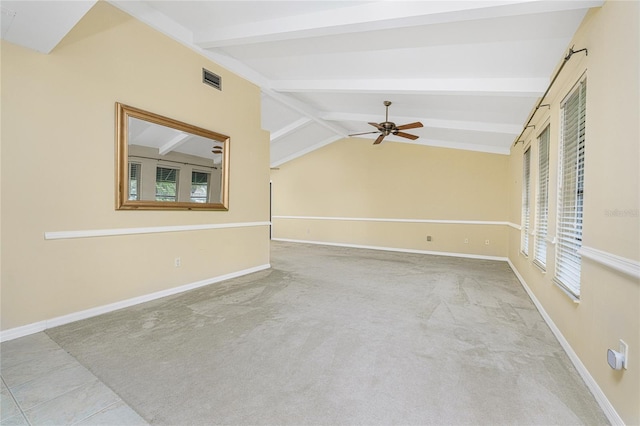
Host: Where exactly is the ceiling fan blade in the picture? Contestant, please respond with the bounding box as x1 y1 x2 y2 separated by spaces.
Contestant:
395 131 419 140
349 131 380 137
395 122 423 131
368 122 384 130
373 134 385 145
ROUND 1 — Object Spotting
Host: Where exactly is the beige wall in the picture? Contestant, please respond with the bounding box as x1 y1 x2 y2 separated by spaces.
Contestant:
508 1 639 423
0 2 270 330
271 138 509 258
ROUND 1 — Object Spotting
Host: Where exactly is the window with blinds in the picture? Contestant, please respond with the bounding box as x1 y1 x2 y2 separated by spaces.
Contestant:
555 78 586 298
534 126 550 269
190 171 210 203
128 162 141 201
521 147 531 256
156 166 179 202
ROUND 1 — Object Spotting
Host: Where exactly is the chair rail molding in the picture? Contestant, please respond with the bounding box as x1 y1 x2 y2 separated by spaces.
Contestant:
578 245 640 280
44 221 271 240
273 215 508 226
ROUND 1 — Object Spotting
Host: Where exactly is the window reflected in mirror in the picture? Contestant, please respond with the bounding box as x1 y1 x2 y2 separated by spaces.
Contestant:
128 162 141 201
190 171 210 203
155 166 178 202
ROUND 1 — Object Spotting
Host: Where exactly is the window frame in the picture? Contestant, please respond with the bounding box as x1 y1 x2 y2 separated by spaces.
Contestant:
190 170 211 203
128 162 142 201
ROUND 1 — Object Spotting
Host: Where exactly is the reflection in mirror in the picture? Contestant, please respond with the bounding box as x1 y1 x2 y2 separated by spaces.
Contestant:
116 103 229 210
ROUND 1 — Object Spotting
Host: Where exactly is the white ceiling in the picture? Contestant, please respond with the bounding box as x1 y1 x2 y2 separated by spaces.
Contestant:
1 0 604 166
128 117 223 163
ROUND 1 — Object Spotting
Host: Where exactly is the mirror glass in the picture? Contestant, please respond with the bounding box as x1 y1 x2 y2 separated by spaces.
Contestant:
116 103 229 210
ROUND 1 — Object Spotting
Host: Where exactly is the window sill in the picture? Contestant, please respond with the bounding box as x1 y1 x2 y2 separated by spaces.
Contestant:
552 278 580 303
533 261 546 274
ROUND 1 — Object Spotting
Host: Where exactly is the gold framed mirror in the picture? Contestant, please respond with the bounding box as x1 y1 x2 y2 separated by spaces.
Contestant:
116 103 229 210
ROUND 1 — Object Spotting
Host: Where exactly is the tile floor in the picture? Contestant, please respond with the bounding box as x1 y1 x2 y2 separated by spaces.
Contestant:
1 332 146 425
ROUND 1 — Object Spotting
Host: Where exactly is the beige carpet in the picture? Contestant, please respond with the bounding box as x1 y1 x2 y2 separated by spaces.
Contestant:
47 241 608 425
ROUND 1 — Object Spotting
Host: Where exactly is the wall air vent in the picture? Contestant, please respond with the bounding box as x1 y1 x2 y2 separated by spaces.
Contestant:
202 68 222 91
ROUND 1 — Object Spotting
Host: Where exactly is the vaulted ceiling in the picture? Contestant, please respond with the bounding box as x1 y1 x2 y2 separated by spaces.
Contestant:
1 0 603 166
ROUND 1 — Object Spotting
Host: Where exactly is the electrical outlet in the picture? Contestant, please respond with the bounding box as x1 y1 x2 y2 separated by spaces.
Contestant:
485 239 490 245
174 257 181 267
427 235 432 242
464 238 469 244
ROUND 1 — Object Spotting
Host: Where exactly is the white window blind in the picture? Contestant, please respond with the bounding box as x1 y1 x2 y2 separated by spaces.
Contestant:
156 166 179 202
534 126 550 269
555 79 586 297
521 147 531 256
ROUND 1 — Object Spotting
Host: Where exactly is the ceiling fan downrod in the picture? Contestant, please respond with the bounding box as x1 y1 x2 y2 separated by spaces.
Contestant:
382 101 393 135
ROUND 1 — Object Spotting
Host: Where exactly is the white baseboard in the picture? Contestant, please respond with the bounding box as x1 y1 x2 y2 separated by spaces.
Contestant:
506 259 624 426
0 264 271 343
272 238 508 262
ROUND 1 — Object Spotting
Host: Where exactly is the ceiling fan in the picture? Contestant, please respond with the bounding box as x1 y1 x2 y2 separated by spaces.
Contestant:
349 101 423 145
211 143 223 155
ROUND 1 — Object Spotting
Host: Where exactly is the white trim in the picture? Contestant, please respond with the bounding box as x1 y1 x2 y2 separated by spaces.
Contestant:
508 222 521 230
272 238 507 262
0 264 271 342
320 112 521 136
270 117 313 143
349 133 510 155
1 322 46 342
552 277 581 303
44 221 271 240
270 135 343 168
391 137 511 155
273 216 508 226
579 246 640 280
507 259 624 426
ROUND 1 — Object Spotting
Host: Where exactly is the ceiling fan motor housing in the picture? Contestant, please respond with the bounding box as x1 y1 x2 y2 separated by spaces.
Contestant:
381 122 396 135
